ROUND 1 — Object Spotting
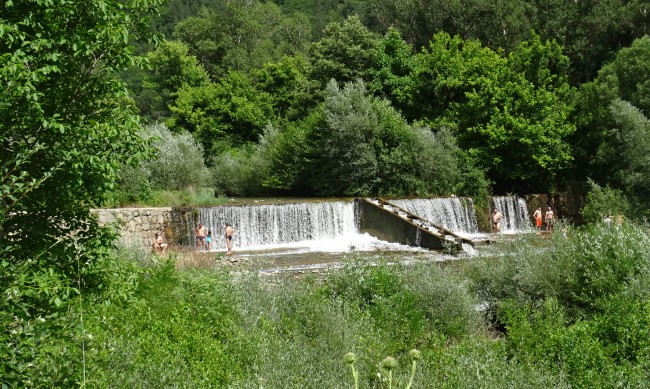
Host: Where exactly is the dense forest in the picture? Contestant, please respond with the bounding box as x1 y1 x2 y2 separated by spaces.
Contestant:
2 0 650 387
114 0 650 209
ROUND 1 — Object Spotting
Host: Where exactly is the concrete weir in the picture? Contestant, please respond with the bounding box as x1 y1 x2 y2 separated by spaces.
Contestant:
356 197 474 252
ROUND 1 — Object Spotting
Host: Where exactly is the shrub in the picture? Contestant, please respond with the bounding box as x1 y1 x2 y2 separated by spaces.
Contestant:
113 123 213 204
212 144 267 197
326 258 483 347
145 123 213 190
85 265 250 387
468 223 650 318
580 179 631 224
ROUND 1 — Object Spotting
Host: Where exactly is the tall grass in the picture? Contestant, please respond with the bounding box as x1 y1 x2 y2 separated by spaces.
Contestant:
78 224 650 387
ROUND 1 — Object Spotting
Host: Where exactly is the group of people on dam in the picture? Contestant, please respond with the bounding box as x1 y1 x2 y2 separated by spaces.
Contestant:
194 223 235 255
151 223 236 255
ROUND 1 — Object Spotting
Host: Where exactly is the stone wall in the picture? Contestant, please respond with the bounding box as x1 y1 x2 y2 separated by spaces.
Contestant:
92 207 195 250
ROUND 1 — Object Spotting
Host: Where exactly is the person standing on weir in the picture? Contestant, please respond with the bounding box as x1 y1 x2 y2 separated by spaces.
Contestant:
545 207 555 232
492 209 504 234
533 207 543 234
195 223 206 252
225 223 235 255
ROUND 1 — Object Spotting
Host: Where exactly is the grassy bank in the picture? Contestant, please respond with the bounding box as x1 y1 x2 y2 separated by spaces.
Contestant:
36 223 650 387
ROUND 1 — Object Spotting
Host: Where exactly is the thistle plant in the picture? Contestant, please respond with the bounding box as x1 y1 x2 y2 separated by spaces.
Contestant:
405 349 422 389
347 350 421 389
379 356 398 389
345 352 359 389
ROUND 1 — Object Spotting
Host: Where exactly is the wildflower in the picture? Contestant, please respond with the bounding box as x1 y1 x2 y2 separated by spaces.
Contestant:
344 352 357 364
381 356 398 370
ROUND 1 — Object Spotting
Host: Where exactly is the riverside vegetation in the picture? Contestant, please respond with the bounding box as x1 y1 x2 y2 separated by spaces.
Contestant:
5 222 648 387
3 0 650 387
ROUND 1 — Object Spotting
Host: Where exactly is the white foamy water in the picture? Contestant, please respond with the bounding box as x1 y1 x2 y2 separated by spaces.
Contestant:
193 201 424 253
226 232 429 255
194 201 354 250
392 197 479 234
190 196 529 254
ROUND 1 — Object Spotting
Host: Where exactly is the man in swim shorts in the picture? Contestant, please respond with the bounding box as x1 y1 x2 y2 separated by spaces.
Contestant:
545 207 554 232
533 207 542 234
225 223 235 255
195 223 206 252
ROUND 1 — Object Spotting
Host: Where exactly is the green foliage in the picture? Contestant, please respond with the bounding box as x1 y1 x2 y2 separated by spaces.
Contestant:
172 2 311 78
137 39 211 121
86 264 250 387
251 55 316 121
0 1 163 386
573 36 650 196
468 222 650 386
307 79 480 196
367 27 415 111
256 121 314 194
367 0 648 85
171 71 274 155
326 259 483 348
144 123 213 190
469 223 650 317
580 179 631 224
111 123 213 205
367 0 533 54
409 33 575 192
212 144 267 197
608 99 650 211
308 15 379 87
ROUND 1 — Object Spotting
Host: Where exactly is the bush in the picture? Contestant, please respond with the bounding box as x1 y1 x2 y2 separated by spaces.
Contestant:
85 265 250 387
468 223 650 387
145 123 213 190
326 258 483 347
112 123 214 204
468 223 650 318
581 179 631 224
212 144 267 197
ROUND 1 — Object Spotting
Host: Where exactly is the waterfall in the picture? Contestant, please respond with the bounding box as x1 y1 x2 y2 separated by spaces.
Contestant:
391 197 479 234
491 196 531 233
193 201 357 250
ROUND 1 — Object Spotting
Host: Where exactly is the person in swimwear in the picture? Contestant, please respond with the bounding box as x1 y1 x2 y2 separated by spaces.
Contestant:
206 230 212 251
152 232 168 255
545 206 554 232
533 207 542 234
225 223 235 255
195 223 206 252
492 208 503 233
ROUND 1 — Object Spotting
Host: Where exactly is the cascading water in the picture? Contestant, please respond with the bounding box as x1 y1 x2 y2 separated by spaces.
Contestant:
193 201 357 251
491 196 531 233
392 197 479 235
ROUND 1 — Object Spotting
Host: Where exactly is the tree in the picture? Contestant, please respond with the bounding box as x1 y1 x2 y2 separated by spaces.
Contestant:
0 0 162 384
408 33 574 192
572 36 650 188
608 99 650 211
367 0 533 53
170 71 275 156
366 27 415 110
307 79 473 196
172 1 310 79
308 15 379 88
251 55 316 121
138 39 211 121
